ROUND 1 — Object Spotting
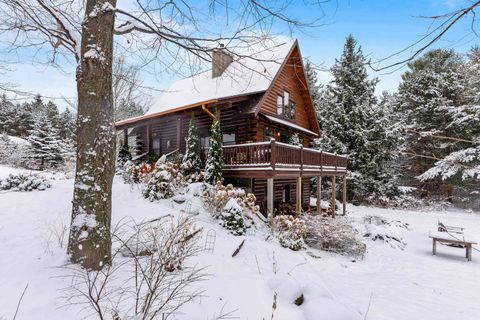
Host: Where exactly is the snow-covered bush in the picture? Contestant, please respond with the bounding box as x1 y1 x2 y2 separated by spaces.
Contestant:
143 160 186 201
272 215 306 251
122 161 152 184
221 198 250 236
202 182 259 216
304 216 366 257
117 143 132 166
0 134 32 167
202 182 259 235
0 173 51 192
363 215 410 250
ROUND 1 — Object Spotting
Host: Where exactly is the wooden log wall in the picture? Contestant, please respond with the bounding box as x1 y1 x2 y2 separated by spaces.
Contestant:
253 178 311 214
257 46 317 135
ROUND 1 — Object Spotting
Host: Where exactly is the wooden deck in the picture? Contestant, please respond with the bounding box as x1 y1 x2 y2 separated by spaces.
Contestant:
222 139 347 178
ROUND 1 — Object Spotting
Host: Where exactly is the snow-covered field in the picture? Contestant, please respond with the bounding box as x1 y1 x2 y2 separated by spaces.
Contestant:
1 165 480 320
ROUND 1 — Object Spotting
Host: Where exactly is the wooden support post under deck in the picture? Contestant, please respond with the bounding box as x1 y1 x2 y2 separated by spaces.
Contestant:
123 128 128 147
342 175 347 216
316 176 322 213
331 176 336 218
267 178 274 223
296 177 302 213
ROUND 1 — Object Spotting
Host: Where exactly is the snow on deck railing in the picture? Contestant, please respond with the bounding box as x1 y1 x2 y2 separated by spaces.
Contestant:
223 139 347 169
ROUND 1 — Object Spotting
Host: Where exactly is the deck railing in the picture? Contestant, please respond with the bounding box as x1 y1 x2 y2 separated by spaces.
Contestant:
223 139 347 172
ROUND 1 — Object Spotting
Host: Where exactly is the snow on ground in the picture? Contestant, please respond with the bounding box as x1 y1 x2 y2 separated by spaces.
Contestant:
1 164 480 319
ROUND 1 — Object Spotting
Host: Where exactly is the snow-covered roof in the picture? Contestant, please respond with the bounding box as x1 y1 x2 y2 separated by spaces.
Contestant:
262 114 318 136
144 40 295 117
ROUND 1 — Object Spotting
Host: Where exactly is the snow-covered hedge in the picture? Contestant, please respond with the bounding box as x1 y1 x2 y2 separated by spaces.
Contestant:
202 182 259 235
0 173 51 192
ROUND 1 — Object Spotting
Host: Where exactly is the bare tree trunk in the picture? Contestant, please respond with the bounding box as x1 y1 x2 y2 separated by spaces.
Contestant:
68 0 117 270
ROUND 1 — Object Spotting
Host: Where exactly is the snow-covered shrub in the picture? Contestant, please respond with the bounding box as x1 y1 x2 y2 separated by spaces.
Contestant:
363 215 409 250
0 173 51 191
0 134 32 167
202 182 260 217
143 160 185 201
122 161 152 184
304 216 366 257
117 143 132 166
221 198 250 236
272 215 306 251
202 182 259 235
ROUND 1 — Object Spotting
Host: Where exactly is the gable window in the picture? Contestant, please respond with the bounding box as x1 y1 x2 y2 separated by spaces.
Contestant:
277 91 295 120
277 95 283 115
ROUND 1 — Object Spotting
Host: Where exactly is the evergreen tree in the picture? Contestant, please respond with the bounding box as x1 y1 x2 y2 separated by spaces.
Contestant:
314 35 401 203
45 100 60 127
415 48 480 203
204 116 224 184
27 113 64 169
397 49 465 200
58 108 77 142
182 115 203 172
0 95 32 137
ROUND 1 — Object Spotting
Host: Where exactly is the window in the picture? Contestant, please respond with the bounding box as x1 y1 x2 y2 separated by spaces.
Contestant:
285 100 296 120
201 136 210 149
277 91 295 120
152 132 161 155
277 95 283 115
223 133 236 145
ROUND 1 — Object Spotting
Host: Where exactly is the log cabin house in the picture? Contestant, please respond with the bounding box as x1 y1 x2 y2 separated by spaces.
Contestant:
115 40 347 217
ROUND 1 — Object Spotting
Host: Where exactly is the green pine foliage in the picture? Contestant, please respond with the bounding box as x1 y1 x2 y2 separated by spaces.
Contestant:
397 49 466 199
182 115 203 172
400 48 480 203
311 35 403 203
27 113 64 169
204 116 224 185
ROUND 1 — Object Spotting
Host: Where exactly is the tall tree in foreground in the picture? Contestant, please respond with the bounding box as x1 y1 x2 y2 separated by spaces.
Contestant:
0 0 328 269
205 117 224 185
314 36 402 203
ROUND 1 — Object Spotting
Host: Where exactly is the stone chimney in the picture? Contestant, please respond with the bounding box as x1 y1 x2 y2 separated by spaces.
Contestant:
212 44 233 78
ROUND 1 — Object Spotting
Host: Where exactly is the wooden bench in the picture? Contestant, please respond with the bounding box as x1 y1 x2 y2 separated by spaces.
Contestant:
430 232 477 261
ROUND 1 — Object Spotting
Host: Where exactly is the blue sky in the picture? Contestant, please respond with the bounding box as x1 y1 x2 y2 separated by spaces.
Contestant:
1 0 477 109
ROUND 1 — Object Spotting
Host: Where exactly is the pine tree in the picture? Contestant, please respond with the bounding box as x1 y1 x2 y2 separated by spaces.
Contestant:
0 95 32 137
182 115 203 172
27 113 64 169
397 49 465 200
313 35 401 203
58 108 77 142
415 48 480 203
204 116 224 185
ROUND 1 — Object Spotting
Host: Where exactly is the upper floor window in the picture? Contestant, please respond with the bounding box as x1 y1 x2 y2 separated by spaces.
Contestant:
276 90 295 120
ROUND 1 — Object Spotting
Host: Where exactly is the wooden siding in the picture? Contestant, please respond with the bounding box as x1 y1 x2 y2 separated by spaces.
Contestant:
257 46 317 135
